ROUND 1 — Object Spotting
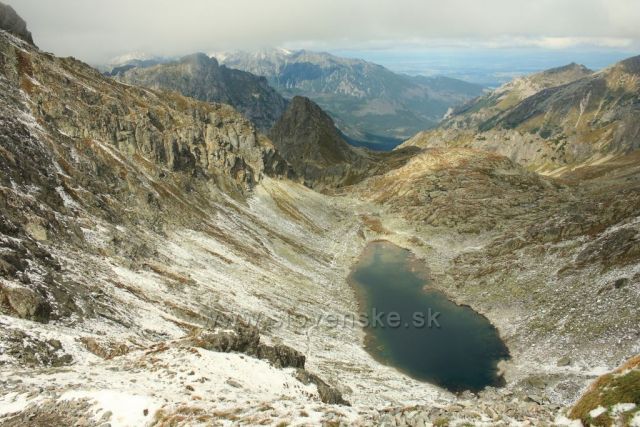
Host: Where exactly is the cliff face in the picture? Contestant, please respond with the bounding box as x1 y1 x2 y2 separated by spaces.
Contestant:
4 39 274 191
0 26 280 326
115 53 288 132
268 96 361 187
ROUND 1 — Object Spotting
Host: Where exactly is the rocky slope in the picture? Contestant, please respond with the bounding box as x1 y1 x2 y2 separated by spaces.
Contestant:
114 53 288 132
403 58 640 174
213 49 484 148
347 145 640 425
444 63 593 129
0 23 366 425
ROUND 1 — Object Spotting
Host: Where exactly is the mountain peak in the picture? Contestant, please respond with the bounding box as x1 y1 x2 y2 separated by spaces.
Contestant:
181 52 219 69
288 95 330 119
526 62 593 88
617 54 640 75
0 1 34 46
271 96 353 165
268 96 364 188
543 62 592 75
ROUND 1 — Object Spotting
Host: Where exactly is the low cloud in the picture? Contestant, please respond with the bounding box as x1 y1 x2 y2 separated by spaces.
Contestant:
7 0 640 63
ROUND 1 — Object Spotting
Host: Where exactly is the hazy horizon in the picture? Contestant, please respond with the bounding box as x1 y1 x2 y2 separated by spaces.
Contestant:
6 0 640 85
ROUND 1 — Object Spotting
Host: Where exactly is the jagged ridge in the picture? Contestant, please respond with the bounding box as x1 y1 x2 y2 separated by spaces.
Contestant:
114 53 288 132
403 58 640 173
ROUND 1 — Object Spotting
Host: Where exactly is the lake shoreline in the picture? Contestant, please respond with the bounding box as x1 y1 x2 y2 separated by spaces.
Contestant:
348 239 510 393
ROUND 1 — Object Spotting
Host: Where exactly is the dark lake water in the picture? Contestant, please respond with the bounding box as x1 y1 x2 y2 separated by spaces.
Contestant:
349 240 509 393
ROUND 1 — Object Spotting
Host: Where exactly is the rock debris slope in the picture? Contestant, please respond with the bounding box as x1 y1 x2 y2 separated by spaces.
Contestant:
0 19 366 425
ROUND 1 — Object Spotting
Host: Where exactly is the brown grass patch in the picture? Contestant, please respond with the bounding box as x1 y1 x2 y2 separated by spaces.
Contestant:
152 406 217 426
16 50 33 77
569 354 640 426
211 407 243 420
144 262 192 285
144 343 170 356
271 190 323 234
361 215 390 234
79 337 130 360
203 248 233 264
112 280 151 302
20 76 35 95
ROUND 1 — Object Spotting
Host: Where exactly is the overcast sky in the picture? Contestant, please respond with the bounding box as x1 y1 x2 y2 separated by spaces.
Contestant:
7 0 640 64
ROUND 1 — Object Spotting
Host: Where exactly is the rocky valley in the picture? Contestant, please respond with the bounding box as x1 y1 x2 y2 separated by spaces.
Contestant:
0 3 639 427
212 49 485 148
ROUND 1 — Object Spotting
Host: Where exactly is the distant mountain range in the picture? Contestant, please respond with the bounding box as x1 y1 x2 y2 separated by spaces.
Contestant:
211 49 485 148
104 49 484 149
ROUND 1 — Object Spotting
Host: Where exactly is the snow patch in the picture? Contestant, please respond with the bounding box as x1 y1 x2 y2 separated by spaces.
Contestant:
0 393 41 416
589 405 607 418
55 186 81 210
61 390 160 427
611 402 636 415
554 415 583 426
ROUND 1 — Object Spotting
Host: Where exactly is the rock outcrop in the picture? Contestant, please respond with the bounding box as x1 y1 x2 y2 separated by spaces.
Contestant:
268 96 362 187
0 2 34 45
295 369 350 406
268 96 418 189
0 280 51 322
2 38 271 191
186 326 307 369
